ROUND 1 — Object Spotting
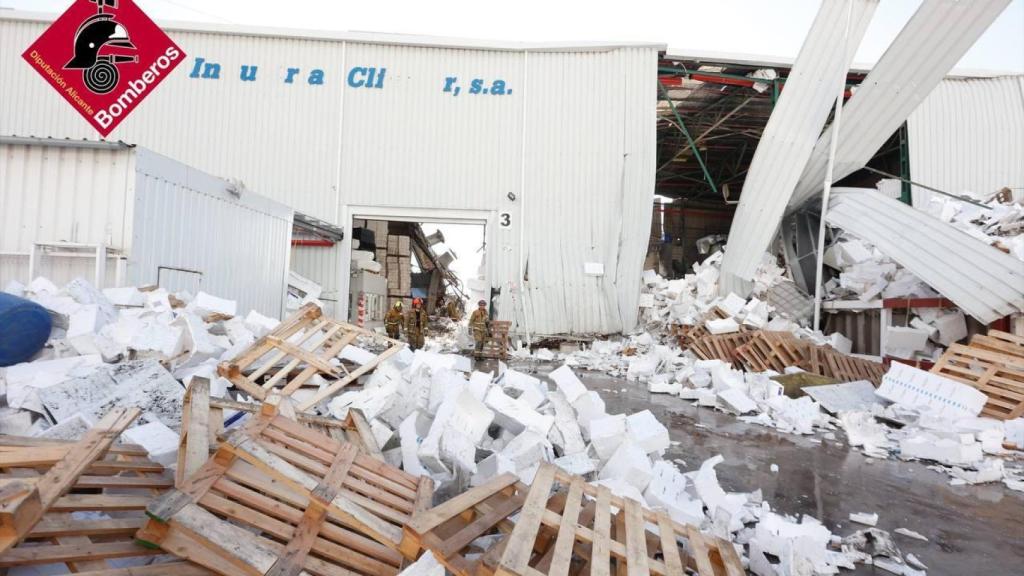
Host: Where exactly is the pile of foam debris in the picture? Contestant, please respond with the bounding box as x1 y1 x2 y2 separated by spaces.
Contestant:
324 347 939 575
513 250 1024 498
0 277 283 448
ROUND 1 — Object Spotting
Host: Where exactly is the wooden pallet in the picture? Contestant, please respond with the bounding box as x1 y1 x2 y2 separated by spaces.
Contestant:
689 332 758 367
0 414 208 574
137 408 434 575
800 346 887 387
480 320 512 360
931 343 1024 420
403 463 744 576
968 330 1024 360
218 303 405 411
178 382 386 485
735 332 806 373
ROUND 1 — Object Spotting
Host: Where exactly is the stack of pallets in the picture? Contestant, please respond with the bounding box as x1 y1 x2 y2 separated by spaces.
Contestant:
402 463 744 576
137 407 434 575
480 320 512 360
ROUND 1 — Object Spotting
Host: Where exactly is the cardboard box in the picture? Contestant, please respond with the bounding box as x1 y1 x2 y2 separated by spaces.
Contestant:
398 236 410 256
387 235 399 254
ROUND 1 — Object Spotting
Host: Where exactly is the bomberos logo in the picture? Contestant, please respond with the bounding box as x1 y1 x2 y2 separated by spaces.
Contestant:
22 0 186 137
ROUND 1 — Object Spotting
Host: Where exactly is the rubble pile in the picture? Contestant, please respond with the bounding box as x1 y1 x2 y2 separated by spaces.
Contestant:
0 276 280 441
511 249 1024 498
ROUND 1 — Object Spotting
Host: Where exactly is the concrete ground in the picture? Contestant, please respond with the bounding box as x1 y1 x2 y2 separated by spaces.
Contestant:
509 361 1024 576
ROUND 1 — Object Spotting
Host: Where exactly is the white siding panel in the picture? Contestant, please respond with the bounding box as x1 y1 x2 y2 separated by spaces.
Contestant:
130 149 293 317
290 243 342 317
790 0 1013 209
0 141 133 286
827 188 1024 324
719 0 879 295
907 76 1024 207
0 19 344 223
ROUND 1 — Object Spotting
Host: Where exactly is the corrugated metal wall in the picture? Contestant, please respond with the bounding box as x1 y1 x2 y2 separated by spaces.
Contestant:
0 141 134 287
0 13 659 334
907 75 1024 208
290 243 342 317
131 148 293 317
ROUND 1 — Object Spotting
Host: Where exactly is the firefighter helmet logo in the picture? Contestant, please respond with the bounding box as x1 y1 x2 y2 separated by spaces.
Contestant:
65 1 138 94
22 0 185 136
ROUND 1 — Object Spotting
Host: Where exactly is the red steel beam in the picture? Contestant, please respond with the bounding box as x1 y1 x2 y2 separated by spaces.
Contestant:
291 239 334 247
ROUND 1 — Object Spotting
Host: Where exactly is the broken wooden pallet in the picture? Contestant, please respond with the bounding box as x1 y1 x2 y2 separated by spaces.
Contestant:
137 408 433 575
800 346 887 387
218 302 405 411
736 331 807 373
931 343 1024 420
0 407 142 553
177 381 386 486
480 320 512 360
0 417 207 574
403 463 744 576
689 332 758 367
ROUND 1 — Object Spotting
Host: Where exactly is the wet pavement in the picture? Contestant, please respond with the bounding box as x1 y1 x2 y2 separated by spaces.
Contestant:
509 360 1024 576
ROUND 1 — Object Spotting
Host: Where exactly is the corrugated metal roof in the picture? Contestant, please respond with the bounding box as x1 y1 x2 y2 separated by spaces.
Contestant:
826 188 1024 324
719 0 879 295
0 11 665 52
907 75 1024 208
789 0 1013 210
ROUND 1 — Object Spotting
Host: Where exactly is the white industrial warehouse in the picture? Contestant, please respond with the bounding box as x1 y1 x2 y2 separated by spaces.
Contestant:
1 10 660 335
0 1 1023 573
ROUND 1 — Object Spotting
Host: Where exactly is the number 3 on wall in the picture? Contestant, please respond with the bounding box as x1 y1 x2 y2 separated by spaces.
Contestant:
499 213 511 227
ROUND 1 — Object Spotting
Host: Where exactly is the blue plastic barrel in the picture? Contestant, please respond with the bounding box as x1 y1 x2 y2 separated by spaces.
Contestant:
0 293 53 367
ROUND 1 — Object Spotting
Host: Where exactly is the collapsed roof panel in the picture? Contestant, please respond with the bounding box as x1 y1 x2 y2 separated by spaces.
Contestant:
789 0 1014 211
826 188 1024 324
718 0 879 296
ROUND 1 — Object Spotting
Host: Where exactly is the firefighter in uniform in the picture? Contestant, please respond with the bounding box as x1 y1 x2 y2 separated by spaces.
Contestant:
384 301 403 340
469 300 491 357
405 298 429 351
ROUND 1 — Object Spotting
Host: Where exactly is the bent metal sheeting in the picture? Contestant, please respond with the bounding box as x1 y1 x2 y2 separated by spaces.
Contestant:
788 0 1014 211
718 0 879 296
826 188 1024 324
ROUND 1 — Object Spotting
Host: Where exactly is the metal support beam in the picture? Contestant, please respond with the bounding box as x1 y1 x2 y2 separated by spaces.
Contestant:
657 81 717 195
898 123 912 205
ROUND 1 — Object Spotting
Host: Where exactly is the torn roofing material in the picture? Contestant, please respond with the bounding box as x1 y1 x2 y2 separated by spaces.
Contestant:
788 0 1014 211
826 188 1024 324
718 0 879 296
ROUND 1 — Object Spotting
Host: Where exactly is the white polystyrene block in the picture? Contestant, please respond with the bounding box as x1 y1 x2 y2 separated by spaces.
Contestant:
598 440 653 492
572 391 606 431
548 365 587 403
193 292 237 317
121 421 180 468
485 388 554 436
706 318 740 335
626 410 670 454
588 414 627 460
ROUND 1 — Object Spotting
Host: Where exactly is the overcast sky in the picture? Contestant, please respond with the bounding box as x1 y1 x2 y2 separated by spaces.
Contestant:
4 0 1022 72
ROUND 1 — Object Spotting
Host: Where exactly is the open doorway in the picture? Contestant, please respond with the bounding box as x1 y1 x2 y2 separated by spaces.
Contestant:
347 216 487 342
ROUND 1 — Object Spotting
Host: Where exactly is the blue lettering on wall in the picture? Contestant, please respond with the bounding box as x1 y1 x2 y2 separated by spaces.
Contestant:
347 67 386 89
240 65 258 81
181 57 514 98
442 76 513 97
